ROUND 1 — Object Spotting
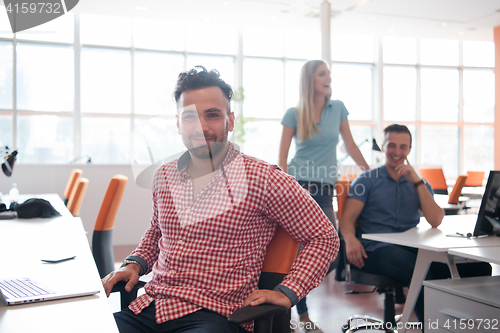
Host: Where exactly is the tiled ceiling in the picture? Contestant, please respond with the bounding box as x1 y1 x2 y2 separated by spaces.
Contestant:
73 0 500 40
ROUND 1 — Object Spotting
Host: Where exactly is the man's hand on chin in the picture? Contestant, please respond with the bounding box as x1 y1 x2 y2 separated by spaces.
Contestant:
395 157 420 183
243 289 292 309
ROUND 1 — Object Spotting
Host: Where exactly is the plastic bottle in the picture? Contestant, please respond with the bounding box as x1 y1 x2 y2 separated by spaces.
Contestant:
9 183 19 203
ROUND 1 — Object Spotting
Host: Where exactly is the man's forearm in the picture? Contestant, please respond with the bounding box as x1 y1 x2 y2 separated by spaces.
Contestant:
339 217 357 243
278 231 338 301
417 186 444 227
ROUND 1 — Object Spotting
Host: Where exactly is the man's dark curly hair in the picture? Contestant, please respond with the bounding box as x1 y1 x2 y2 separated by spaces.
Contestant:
174 66 233 111
384 124 412 147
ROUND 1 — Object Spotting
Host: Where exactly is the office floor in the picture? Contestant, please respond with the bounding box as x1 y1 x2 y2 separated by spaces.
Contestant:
111 245 473 332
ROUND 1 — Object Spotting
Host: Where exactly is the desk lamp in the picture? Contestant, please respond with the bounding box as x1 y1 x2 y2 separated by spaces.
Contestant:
338 138 382 180
2 149 18 177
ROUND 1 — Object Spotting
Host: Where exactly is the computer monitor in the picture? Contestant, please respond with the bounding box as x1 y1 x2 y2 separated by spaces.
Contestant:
473 170 500 237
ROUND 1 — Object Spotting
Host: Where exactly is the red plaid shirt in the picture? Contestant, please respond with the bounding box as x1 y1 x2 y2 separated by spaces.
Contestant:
128 143 338 331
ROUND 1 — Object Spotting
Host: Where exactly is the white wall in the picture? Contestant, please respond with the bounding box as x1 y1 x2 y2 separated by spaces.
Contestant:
0 164 152 246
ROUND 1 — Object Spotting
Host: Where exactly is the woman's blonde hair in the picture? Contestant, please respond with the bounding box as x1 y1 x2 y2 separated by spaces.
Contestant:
296 60 331 141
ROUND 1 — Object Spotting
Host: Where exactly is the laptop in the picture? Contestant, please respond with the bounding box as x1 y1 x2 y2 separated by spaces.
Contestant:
0 277 100 305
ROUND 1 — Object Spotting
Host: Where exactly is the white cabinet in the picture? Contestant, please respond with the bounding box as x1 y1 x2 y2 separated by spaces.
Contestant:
424 276 500 332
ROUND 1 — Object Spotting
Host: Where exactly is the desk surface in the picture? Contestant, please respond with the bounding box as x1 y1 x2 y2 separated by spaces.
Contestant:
362 214 500 331
362 214 500 252
0 195 118 333
448 246 500 265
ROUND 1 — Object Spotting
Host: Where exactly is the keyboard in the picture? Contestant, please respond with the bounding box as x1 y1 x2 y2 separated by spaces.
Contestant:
0 278 54 299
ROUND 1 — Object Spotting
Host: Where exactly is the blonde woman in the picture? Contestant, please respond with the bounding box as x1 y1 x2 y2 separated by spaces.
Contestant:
279 60 369 332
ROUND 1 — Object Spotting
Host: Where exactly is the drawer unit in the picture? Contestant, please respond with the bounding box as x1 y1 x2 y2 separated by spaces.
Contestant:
424 276 500 333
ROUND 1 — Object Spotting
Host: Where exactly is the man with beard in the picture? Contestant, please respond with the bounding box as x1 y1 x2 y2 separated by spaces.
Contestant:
339 124 491 324
102 66 339 333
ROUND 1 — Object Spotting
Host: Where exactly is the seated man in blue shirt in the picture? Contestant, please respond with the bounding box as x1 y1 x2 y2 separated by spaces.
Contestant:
339 124 491 323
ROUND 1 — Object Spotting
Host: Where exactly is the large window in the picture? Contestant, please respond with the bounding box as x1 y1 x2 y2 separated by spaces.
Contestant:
0 13 495 179
382 37 495 178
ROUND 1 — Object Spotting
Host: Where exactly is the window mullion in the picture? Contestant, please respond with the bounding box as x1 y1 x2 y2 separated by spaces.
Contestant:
73 13 82 162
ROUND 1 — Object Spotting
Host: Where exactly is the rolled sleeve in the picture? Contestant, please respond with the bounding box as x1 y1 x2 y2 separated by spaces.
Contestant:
273 285 299 306
264 167 339 301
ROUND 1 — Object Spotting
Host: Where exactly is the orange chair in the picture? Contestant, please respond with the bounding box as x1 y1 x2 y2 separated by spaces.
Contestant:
419 167 448 195
464 171 485 187
447 175 467 205
335 180 351 221
340 174 360 182
229 225 301 332
92 174 128 279
64 168 83 205
66 177 89 216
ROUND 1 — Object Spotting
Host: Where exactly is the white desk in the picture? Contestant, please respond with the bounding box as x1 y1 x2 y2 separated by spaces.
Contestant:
0 195 118 333
362 214 500 332
448 246 500 265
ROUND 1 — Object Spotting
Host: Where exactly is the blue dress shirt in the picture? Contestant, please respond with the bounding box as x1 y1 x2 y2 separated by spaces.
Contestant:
348 165 434 252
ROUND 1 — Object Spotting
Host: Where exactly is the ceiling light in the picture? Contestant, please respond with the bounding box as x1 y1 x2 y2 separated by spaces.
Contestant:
355 0 371 8
458 31 465 35
135 6 148 11
440 22 448 27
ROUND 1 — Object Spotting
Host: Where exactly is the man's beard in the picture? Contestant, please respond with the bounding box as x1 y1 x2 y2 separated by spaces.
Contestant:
186 124 229 159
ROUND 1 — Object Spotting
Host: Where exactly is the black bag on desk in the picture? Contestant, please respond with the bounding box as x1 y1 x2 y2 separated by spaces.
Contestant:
0 203 17 219
10 198 61 218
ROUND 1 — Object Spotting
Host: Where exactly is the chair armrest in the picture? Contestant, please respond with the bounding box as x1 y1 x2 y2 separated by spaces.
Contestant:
111 280 147 310
228 304 287 324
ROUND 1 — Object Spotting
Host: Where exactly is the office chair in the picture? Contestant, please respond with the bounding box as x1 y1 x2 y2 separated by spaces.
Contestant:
464 171 485 187
441 175 468 216
66 177 89 216
112 224 300 333
64 168 83 205
447 175 467 205
336 180 416 333
418 167 448 195
92 174 128 279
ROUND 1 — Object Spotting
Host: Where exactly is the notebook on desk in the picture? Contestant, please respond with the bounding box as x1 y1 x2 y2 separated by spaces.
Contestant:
0 277 99 305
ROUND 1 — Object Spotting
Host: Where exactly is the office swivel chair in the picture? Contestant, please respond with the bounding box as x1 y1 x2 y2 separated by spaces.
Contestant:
112 224 300 333
66 177 89 216
464 171 484 187
443 175 467 215
418 167 448 195
64 168 83 205
336 180 416 333
447 175 467 205
92 174 128 279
